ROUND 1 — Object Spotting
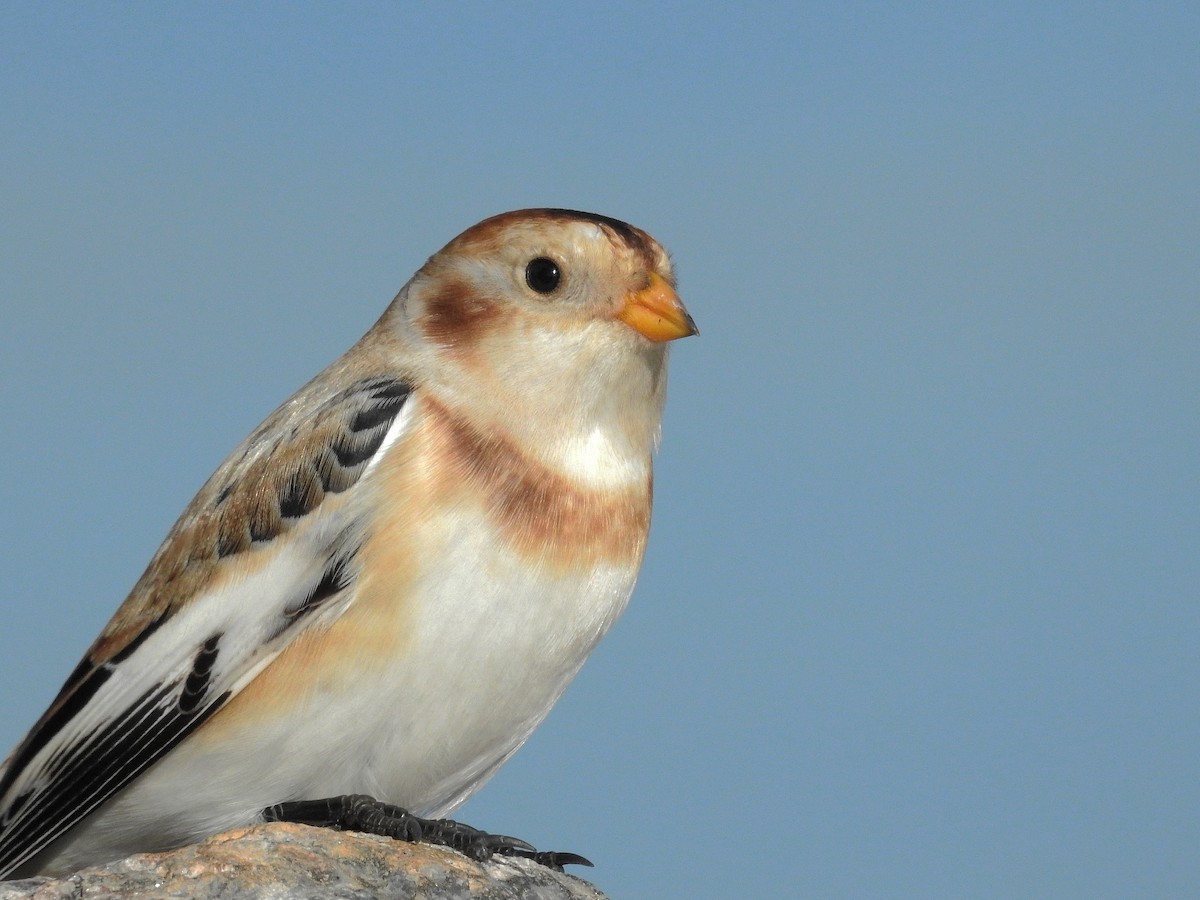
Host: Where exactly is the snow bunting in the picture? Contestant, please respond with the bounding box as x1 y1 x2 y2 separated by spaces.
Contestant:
0 208 696 878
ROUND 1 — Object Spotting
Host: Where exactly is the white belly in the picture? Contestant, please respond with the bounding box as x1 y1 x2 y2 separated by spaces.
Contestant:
36 513 637 875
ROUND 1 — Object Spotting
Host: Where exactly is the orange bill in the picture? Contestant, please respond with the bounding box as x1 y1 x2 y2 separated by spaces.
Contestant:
617 273 698 342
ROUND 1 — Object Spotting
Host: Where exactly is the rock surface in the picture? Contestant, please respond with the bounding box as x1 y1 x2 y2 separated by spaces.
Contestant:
0 823 609 899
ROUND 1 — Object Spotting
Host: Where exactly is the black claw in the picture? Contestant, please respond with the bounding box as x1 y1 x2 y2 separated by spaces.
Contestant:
498 846 595 871
538 851 595 870
263 794 592 870
480 832 538 854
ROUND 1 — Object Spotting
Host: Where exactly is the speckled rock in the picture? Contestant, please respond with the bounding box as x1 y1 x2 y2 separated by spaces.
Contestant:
0 822 609 899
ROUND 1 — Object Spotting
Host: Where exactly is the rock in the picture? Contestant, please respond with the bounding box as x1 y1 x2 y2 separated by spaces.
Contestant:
0 823 609 899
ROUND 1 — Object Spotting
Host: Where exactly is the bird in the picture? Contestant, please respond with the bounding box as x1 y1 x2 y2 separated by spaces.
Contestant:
0 208 696 880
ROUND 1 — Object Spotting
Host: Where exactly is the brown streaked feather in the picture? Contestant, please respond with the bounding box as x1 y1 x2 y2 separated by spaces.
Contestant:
35 375 411 722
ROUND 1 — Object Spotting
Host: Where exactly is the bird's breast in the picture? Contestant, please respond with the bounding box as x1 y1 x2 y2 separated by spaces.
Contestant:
180 395 651 812
421 395 654 569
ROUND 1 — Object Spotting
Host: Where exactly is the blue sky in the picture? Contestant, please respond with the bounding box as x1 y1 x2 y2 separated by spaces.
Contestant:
1 4 1197 897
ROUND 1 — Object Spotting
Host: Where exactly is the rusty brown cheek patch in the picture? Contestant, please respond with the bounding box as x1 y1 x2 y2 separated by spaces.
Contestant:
419 277 505 351
432 403 651 567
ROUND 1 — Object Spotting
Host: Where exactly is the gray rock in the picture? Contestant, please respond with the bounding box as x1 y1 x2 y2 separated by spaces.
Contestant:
0 823 609 899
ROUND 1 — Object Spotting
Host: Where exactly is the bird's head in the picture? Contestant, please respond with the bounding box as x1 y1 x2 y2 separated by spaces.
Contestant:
382 209 696 464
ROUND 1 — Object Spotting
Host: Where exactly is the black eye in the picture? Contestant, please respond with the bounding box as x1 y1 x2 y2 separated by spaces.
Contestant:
525 257 561 294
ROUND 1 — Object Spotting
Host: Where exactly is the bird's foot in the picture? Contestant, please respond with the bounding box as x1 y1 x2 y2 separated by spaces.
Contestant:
263 794 593 871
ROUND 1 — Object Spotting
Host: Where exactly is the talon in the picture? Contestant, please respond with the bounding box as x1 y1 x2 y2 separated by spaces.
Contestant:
483 833 537 854
501 846 595 871
536 850 594 870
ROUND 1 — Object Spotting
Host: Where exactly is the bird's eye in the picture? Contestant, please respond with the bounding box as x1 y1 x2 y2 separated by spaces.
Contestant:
525 257 562 294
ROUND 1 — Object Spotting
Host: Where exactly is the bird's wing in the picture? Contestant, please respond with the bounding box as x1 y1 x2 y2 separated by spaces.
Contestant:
0 373 414 877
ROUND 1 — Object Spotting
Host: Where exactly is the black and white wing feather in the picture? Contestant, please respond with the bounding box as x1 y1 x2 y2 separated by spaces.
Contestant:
0 375 413 878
